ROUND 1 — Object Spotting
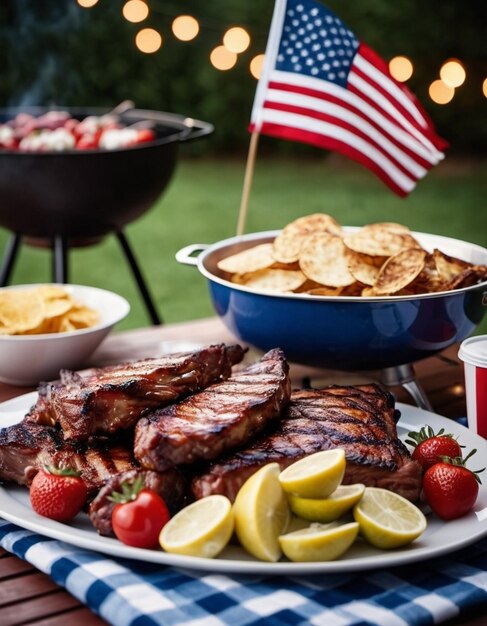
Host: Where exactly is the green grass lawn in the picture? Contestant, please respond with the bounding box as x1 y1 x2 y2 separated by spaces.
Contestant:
1 154 486 333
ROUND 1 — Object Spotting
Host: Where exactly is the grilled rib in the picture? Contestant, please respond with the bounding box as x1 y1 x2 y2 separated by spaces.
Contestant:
192 384 422 502
89 468 189 536
134 348 291 471
25 344 246 442
0 420 136 496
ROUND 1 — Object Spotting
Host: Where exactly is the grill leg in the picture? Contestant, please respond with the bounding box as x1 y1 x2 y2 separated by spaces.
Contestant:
0 233 22 286
52 236 68 283
116 231 162 326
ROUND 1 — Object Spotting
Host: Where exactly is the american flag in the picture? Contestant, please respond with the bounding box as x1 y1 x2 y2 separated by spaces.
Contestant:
250 0 448 196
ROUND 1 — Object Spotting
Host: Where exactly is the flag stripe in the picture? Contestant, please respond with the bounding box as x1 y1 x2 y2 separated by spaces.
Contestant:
267 71 443 164
258 119 413 196
265 80 436 174
257 108 418 193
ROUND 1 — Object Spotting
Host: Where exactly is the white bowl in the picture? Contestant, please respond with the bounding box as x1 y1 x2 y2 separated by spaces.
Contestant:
0 284 130 386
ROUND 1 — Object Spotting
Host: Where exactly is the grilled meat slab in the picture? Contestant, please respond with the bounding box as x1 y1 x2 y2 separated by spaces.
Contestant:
89 468 189 536
192 384 422 502
0 420 135 496
25 344 245 442
134 348 291 471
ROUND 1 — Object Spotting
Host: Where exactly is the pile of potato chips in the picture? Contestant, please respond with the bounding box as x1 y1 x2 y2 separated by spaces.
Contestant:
217 214 487 297
0 285 100 335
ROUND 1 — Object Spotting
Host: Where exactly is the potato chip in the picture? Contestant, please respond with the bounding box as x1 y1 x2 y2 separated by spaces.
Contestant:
217 243 275 274
0 291 45 333
0 285 99 335
343 226 421 257
306 286 344 296
299 233 355 287
432 249 472 281
440 268 484 291
272 213 341 263
346 250 382 286
235 268 307 293
373 248 426 295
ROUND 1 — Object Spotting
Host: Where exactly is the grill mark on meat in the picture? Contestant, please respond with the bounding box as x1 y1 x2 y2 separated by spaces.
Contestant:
192 384 422 502
89 468 189 536
25 344 246 442
0 420 136 496
134 348 291 471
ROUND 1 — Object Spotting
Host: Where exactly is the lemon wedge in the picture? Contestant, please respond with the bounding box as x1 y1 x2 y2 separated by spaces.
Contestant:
288 483 365 522
279 521 359 562
159 495 233 558
278 449 346 498
233 463 290 562
353 487 427 549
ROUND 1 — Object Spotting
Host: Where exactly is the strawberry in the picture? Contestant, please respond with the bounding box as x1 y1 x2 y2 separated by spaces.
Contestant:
422 449 484 520
30 465 87 522
406 426 463 471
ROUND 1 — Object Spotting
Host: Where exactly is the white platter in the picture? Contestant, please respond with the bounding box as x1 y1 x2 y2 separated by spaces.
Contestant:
0 393 486 575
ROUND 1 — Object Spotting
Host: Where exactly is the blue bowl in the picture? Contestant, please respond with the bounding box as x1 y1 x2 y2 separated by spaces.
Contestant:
177 230 487 370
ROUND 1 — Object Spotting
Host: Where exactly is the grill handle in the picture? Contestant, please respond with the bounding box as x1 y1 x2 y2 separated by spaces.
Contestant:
175 243 208 267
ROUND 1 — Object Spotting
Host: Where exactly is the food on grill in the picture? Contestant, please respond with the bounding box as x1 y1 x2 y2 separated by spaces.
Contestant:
0 285 99 335
0 420 135 496
191 384 422 503
0 110 156 152
134 348 291 471
25 343 245 441
217 214 487 297
89 468 188 537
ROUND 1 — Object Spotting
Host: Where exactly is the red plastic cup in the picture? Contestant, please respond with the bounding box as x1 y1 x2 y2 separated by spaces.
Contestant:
458 335 487 439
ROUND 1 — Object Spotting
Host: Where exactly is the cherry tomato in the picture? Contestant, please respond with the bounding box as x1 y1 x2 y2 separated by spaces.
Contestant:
135 128 156 144
112 488 170 548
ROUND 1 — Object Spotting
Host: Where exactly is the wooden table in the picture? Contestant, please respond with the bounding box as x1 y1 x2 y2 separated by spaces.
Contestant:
0 317 484 626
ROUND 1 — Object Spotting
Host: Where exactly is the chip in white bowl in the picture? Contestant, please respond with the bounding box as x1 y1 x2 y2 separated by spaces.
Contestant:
0 284 130 386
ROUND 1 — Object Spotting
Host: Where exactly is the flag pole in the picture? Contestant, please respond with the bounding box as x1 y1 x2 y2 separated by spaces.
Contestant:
236 129 260 237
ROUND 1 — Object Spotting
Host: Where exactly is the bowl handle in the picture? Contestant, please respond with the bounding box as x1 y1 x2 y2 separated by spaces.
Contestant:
175 244 208 266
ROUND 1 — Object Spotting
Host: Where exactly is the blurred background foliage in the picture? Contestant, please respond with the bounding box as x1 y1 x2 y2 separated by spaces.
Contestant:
0 0 486 155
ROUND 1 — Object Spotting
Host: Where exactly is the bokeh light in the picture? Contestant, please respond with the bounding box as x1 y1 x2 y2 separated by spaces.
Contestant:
429 79 455 104
483 79 487 98
388 56 413 82
77 0 99 7
135 28 162 53
223 27 250 53
172 15 200 41
210 45 237 71
440 59 466 88
250 54 265 79
122 0 149 23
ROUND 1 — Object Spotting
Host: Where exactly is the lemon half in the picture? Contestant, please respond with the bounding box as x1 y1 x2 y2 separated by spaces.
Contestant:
353 487 427 549
233 463 290 562
159 494 234 558
278 449 346 498
279 521 359 562
288 483 365 522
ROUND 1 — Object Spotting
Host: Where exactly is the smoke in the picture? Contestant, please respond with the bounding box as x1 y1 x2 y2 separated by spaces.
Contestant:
1 0 88 107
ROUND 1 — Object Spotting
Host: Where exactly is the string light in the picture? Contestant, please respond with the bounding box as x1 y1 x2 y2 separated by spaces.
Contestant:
135 28 162 53
223 27 250 54
77 0 98 7
172 15 199 41
250 54 265 80
440 59 466 88
122 0 149 24
210 45 237 71
75 3 472 96
429 79 455 104
388 56 413 82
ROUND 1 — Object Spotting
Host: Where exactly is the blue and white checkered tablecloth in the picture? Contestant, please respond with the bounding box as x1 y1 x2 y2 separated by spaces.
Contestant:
1 519 486 626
